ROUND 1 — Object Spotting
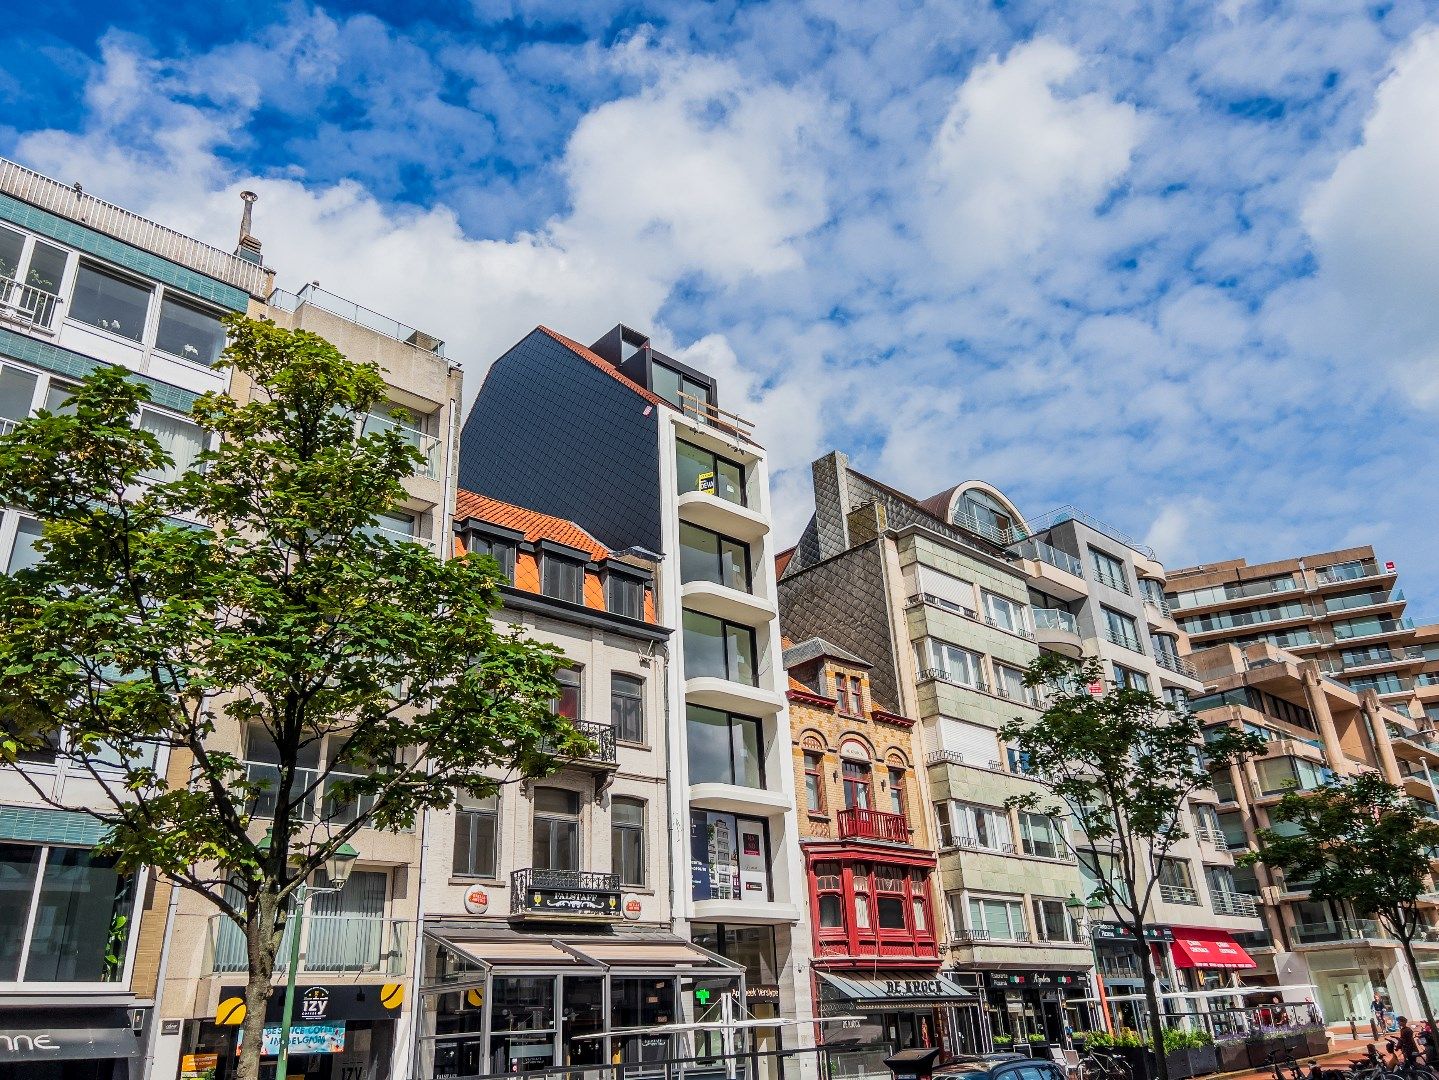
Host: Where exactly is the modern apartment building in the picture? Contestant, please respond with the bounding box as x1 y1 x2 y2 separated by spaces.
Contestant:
1166 547 1439 725
0 155 465 1080
412 492 752 1076
778 452 1267 1046
458 324 814 1068
783 637 961 1075
1189 638 1439 1024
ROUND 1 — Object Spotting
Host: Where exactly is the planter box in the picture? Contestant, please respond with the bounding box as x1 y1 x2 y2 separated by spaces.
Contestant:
1187 1045 1218 1077
1164 1049 1192 1080
1246 1039 1278 1070
1303 1030 1330 1059
1029 1044 1055 1061
1117 1046 1156 1080
1214 1041 1248 1073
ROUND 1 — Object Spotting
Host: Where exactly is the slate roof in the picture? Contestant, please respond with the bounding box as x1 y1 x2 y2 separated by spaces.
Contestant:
782 636 872 670
537 326 670 410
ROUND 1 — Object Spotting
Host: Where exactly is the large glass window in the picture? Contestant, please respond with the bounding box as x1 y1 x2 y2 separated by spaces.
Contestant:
1019 812 1065 859
968 895 1028 940
542 555 584 604
1090 548 1130 593
1113 664 1150 692
983 591 1028 635
138 408 206 483
690 812 770 902
0 843 135 982
842 759 871 809
555 668 581 721
676 440 746 504
1033 897 1078 942
650 362 710 410
921 638 985 689
950 802 1012 852
154 295 226 367
1102 606 1143 652
682 610 757 685
686 706 763 787
610 674 644 743
612 798 646 886
679 522 751 592
453 796 499 878
533 787 580 871
70 263 150 342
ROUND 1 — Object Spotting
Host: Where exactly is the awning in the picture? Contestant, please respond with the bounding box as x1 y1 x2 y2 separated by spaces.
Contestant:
818 971 974 1010
563 939 738 970
429 931 738 973
1169 928 1257 970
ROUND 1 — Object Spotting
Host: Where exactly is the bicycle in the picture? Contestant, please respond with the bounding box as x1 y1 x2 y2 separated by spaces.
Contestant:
1076 1049 1132 1080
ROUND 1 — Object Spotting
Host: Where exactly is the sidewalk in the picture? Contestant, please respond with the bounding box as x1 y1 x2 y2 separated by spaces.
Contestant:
1217 1033 1373 1080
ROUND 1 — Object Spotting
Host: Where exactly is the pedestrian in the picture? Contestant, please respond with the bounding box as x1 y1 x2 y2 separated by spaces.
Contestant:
1421 1021 1438 1066
1372 992 1387 1037
1395 1016 1419 1067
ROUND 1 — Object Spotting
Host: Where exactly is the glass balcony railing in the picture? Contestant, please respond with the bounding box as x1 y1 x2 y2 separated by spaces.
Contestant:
1009 538 1083 577
1292 919 1386 944
1315 560 1389 585
210 914 411 974
1032 607 1079 634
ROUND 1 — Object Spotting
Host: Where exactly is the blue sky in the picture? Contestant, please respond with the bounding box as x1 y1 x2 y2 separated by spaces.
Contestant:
4 2 1439 612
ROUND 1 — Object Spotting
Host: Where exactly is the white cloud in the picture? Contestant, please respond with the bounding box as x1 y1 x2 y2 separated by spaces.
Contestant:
922 38 1142 279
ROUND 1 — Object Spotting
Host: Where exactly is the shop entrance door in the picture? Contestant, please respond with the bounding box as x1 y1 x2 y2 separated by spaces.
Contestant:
433 1035 486 1079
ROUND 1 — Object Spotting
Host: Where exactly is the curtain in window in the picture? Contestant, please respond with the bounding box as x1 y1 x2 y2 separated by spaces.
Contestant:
139 410 205 482
308 870 387 972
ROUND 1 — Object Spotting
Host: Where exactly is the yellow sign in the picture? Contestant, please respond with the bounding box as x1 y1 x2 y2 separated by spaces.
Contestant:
181 1053 219 1072
465 988 485 1008
215 996 246 1025
380 982 405 1010
696 471 715 494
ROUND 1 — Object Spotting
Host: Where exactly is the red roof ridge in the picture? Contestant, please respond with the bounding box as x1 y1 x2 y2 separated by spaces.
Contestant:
454 489 609 562
536 326 671 410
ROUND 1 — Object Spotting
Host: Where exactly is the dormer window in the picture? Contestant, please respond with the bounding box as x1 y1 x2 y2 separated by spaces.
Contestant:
606 573 644 620
468 536 516 582
651 361 711 410
541 551 584 604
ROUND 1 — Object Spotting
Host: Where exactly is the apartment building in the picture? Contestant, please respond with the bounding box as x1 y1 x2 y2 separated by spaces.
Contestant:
410 492 752 1076
0 156 465 1080
457 324 813 1067
783 637 962 1075
1189 639 1439 1024
778 452 1268 1045
1167 547 1439 726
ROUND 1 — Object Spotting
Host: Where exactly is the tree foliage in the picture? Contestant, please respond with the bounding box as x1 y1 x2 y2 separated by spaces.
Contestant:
1000 653 1265 1079
1249 772 1439 1032
0 315 580 1080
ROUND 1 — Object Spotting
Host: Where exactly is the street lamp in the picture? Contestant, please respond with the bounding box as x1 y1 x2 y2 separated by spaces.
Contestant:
259 835 358 1080
1066 891 1113 1035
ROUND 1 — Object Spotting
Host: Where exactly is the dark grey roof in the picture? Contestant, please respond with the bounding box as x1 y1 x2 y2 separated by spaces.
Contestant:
783 636 871 669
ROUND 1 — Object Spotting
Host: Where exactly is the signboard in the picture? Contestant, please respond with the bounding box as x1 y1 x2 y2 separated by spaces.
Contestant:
238 1023 346 1056
1087 680 1105 697
746 985 780 1003
218 984 405 1024
738 822 767 896
696 471 716 495
463 886 489 915
1386 562 1396 572
984 971 1089 989
519 886 620 916
690 813 712 901
1092 922 1174 942
180 1052 219 1079
0 1010 146 1064
691 811 768 902
622 895 643 921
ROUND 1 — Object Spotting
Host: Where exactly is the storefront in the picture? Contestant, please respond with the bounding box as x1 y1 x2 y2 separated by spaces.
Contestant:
1092 923 1174 1032
976 970 1093 1047
416 927 744 1078
181 982 403 1080
1169 928 1257 992
0 1005 150 1080
815 971 974 1079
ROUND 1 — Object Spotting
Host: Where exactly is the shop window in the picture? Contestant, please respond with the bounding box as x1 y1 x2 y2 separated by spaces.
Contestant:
453 795 499 878
612 798 646 886
0 842 135 982
610 673 644 743
533 787 581 871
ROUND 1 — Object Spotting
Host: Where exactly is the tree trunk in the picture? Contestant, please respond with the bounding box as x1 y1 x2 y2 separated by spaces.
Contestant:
235 891 283 1080
1399 933 1438 1037
1135 930 1170 1080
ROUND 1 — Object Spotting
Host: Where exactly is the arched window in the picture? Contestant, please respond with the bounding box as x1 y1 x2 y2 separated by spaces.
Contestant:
803 743 826 813
886 754 908 820
840 741 872 810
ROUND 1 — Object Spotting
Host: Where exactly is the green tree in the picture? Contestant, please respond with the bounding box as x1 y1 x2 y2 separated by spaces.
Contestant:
1247 772 1439 1034
1000 654 1265 1080
0 316 583 1080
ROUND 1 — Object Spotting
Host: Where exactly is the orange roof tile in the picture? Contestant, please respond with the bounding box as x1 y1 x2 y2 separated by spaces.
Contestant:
454 490 609 562
775 547 796 578
537 326 671 410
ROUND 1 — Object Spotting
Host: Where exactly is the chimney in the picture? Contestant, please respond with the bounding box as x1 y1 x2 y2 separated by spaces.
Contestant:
235 190 263 265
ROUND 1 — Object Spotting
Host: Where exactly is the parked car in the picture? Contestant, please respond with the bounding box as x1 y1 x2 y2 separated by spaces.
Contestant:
932 1054 1069 1080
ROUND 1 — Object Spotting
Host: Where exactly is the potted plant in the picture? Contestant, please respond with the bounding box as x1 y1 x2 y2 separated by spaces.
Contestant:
1028 1033 1054 1060
1161 1028 1194 1080
993 1033 1015 1052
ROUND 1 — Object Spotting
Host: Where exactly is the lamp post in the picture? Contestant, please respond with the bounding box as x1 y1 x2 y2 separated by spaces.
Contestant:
267 840 358 1080
1066 891 1114 1035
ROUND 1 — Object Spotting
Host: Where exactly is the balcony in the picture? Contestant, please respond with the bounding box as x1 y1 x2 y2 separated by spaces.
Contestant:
685 676 785 716
836 807 911 844
1033 607 1084 658
1315 560 1393 588
1104 628 1144 654
1292 918 1387 944
0 275 62 333
1010 537 1082 577
680 578 776 625
1210 891 1260 918
1159 884 1200 905
210 914 411 975
1143 597 1175 621
1325 646 1426 674
677 489 769 542
1154 652 1199 679
510 868 622 919
951 928 1032 945
1332 617 1416 642
907 592 978 621
540 719 618 768
676 390 758 448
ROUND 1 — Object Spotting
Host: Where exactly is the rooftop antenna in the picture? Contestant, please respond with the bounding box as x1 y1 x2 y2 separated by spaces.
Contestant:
235 190 263 265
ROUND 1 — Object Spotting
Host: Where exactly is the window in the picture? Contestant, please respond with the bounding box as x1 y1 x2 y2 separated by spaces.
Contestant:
154 295 226 367
834 677 851 715
1150 633 1180 662
682 610 757 685
686 706 764 787
70 263 150 342
0 364 38 428
968 895 1027 940
956 490 1016 541
815 861 844 929
1102 606 1142 652
138 408 206 483
852 865 870 929
1019 812 1066 859
453 795 499 877
1033 897 1078 942
650 361 710 410
6 516 43 574
554 668 581 721
1140 577 1167 606
611 674 644 743
465 534 515 582
533 787 581 871
542 554 584 604
691 811 770 902
1113 664 1150 692
1163 687 1191 715
875 865 908 929
0 226 68 328
994 664 1037 705
842 759 872 809
804 750 826 812
612 798 646 886
0 843 135 982
888 766 906 818
1090 548 1130 593
606 574 645 619
983 591 1028 635
934 802 953 847
676 439 746 504
837 675 863 715
951 802 1013 852
679 522 752 593
366 511 416 544
921 638 985 689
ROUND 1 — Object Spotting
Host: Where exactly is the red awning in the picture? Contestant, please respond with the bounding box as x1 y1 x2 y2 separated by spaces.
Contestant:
1169 928 1257 970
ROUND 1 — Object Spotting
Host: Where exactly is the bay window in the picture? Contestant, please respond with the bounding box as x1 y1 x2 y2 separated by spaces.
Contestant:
950 801 1012 852
816 861 843 928
683 610 757 685
686 706 764 787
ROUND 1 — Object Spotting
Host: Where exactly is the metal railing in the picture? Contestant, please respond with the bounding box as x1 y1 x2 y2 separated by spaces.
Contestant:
1292 918 1385 943
1018 504 1159 561
210 914 410 974
985 614 1034 639
1159 884 1200 905
836 807 910 843
1155 652 1198 678
1032 607 1079 634
1104 628 1144 653
1328 645 1426 673
268 283 446 356
917 667 988 693
907 592 978 620
1143 596 1174 618
540 719 618 764
1195 825 1225 846
953 834 1016 854
1210 891 1260 917
1334 617 1416 640
926 749 966 767
1009 537 1084 577
1316 560 1389 585
677 391 757 446
0 274 62 331
952 928 1031 944
510 868 621 917
1093 567 1132 594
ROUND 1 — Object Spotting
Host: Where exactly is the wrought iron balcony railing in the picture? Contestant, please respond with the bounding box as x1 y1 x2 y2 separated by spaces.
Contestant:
836 807 910 844
510 868 622 918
